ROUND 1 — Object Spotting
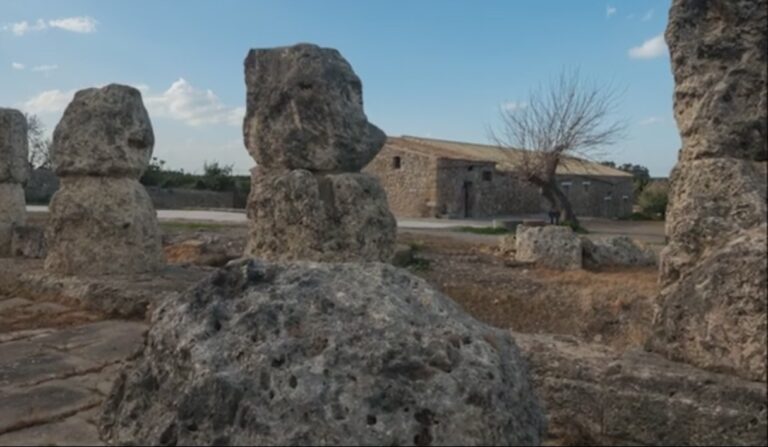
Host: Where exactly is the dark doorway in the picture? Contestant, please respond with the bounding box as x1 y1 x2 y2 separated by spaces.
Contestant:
463 181 474 218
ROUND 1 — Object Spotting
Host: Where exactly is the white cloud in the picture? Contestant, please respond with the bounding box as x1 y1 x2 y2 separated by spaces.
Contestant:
639 116 664 126
21 89 76 114
502 101 527 112
4 19 47 36
641 9 654 21
31 64 59 73
11 62 25 70
20 79 242 128
47 16 97 33
606 5 617 18
144 78 244 127
3 16 97 35
628 33 667 59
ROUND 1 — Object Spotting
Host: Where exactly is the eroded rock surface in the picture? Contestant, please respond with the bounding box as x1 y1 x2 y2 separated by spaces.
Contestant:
514 332 768 446
243 44 386 172
45 84 163 276
515 225 582 270
242 45 395 262
650 0 768 381
99 259 545 446
45 177 163 276
51 84 155 178
582 236 656 267
245 169 395 262
0 109 27 258
0 108 28 184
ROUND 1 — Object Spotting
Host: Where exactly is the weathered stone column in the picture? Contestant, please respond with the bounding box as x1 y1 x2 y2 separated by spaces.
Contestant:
648 0 767 381
0 108 28 257
44 84 163 275
242 44 395 262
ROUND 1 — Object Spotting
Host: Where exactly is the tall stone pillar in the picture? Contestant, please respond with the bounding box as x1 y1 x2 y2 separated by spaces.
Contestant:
0 108 28 256
648 0 767 381
242 44 395 262
44 84 163 275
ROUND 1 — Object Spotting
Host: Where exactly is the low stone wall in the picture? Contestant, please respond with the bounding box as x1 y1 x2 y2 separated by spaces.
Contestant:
144 186 235 210
24 172 238 210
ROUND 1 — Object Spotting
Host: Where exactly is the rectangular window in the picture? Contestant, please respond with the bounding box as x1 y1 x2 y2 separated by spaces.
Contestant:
392 156 401 169
561 181 571 194
482 171 492 181
583 181 591 193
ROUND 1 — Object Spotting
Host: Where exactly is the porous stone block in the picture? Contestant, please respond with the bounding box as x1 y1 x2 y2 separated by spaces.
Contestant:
243 44 386 172
44 177 162 275
245 169 396 262
51 84 154 178
99 259 545 446
515 225 582 270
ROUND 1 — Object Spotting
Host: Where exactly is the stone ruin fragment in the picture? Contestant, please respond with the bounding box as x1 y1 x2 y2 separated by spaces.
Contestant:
647 0 767 382
0 108 28 257
98 45 545 446
44 84 163 275
242 44 396 262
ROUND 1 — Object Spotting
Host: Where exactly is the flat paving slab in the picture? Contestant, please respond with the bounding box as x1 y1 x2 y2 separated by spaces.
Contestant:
0 294 146 445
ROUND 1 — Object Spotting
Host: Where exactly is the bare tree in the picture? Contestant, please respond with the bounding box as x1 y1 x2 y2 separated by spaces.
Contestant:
26 113 52 169
491 69 626 227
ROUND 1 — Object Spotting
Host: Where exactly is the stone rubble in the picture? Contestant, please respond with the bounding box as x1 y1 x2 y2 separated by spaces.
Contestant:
0 109 28 257
515 225 582 270
44 85 164 276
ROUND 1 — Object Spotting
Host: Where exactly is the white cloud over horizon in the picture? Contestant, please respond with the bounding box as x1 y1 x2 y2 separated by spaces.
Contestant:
3 16 97 36
628 33 667 59
21 89 76 114
20 79 243 128
144 78 244 127
11 62 25 70
606 5 617 18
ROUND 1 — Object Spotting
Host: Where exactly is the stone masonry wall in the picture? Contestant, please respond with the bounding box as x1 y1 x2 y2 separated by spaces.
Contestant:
362 145 438 217
435 158 541 218
556 175 634 218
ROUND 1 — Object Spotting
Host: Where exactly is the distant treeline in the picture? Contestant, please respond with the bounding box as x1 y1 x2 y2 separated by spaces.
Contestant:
139 158 250 195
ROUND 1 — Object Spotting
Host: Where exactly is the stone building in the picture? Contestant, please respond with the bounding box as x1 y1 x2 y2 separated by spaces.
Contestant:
364 136 634 218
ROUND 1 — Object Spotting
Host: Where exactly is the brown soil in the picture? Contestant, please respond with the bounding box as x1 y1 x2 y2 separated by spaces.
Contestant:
398 231 659 351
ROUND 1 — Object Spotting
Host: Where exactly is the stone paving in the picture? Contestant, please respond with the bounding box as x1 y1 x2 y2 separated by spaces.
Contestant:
0 295 146 446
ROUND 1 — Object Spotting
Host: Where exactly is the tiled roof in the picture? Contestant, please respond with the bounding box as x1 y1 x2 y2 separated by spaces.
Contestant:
387 135 634 178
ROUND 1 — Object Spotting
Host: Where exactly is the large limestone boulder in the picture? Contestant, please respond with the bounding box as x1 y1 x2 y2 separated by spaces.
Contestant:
650 0 768 381
661 158 766 282
44 177 163 275
99 259 545 446
51 84 154 178
245 169 396 262
650 225 767 381
0 108 29 184
666 0 767 162
243 44 386 172
0 183 26 256
514 332 767 445
581 236 656 267
515 225 582 270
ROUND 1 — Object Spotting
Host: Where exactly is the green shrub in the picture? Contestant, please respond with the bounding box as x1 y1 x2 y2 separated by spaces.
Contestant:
455 226 510 235
638 181 669 218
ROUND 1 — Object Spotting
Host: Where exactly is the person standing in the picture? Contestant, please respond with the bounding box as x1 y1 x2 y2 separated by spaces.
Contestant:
548 205 561 225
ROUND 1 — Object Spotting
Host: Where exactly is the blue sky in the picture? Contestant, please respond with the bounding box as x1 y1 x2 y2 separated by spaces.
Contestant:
1 0 679 176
